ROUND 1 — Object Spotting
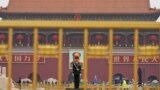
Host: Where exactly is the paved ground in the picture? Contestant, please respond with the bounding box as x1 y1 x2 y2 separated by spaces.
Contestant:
18 87 145 90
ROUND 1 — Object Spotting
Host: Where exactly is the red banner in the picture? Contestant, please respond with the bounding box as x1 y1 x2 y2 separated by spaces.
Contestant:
0 54 159 64
113 56 160 64
0 54 45 63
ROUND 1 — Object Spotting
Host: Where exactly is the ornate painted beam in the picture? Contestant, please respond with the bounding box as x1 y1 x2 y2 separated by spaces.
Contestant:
0 21 160 29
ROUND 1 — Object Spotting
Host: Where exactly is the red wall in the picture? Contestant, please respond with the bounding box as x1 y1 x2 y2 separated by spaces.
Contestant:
0 59 58 82
88 59 108 82
113 65 134 80
0 53 159 83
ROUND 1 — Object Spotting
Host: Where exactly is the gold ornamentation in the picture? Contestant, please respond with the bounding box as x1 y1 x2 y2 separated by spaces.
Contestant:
88 45 108 58
38 45 58 56
139 45 159 57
